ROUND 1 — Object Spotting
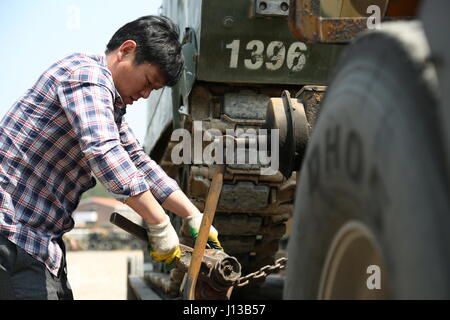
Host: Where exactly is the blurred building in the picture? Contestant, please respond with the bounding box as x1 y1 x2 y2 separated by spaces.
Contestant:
73 197 142 230
65 197 144 251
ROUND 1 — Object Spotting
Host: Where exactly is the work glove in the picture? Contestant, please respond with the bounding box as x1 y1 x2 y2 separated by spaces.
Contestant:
183 213 223 250
147 215 181 271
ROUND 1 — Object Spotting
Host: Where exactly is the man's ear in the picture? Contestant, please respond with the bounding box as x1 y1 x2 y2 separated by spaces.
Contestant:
117 40 137 61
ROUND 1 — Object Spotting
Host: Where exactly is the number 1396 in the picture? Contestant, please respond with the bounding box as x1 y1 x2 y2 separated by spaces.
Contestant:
225 39 307 72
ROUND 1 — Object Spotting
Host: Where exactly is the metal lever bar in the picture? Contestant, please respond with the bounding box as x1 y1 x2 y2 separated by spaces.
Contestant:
110 212 148 242
110 212 193 257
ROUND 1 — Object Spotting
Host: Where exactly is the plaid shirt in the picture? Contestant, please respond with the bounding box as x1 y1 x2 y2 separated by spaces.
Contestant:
0 53 180 276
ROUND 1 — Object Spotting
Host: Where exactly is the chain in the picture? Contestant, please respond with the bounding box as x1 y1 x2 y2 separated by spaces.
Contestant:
234 257 288 288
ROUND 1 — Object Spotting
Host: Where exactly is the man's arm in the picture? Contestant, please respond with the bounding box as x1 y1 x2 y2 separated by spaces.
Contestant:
118 120 199 218
118 121 222 249
125 189 180 266
161 189 201 218
117 121 180 202
125 190 168 224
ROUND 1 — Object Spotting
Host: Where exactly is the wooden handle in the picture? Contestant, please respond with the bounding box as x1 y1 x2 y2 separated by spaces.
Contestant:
183 166 224 300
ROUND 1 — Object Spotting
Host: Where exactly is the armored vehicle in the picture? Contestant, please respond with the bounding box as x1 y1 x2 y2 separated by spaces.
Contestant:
127 0 450 300
141 0 342 298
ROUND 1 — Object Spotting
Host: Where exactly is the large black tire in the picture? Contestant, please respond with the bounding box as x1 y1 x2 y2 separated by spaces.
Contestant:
421 0 450 177
284 21 450 299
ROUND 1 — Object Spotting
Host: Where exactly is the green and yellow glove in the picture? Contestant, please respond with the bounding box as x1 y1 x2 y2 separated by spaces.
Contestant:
184 213 223 250
146 215 181 271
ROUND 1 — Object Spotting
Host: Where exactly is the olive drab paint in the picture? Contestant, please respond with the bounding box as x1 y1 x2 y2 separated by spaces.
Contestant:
166 0 343 93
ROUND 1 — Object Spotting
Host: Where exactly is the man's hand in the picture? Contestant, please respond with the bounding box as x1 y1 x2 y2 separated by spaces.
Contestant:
146 215 180 270
184 213 223 250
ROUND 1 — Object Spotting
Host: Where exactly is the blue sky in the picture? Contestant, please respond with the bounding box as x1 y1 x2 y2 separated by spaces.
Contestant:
0 0 163 143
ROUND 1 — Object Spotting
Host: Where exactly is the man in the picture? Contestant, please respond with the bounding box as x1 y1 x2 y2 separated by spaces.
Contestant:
0 15 221 300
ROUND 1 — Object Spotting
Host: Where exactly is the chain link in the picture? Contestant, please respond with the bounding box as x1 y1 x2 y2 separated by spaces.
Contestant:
234 257 288 288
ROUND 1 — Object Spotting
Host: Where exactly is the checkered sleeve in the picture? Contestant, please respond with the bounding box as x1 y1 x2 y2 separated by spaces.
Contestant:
57 67 150 197
118 120 180 204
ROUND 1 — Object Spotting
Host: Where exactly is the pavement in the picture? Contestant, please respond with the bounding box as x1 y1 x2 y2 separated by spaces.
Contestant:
66 250 143 300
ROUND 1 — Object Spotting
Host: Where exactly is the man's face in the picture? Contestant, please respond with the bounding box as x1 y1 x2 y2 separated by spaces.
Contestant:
110 41 167 106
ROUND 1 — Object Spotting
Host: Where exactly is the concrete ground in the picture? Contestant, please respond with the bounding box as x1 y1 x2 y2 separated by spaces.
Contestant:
66 250 143 300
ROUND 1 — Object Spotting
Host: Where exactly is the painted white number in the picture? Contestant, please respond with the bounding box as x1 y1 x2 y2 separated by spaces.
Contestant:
226 39 307 72
287 42 307 72
266 41 285 71
226 39 240 68
244 40 265 70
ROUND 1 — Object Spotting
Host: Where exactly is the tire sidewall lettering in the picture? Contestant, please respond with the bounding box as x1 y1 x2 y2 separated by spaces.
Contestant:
307 126 365 194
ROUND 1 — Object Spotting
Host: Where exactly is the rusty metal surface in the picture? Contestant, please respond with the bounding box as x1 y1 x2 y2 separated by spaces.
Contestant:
320 18 370 43
110 212 242 299
288 0 419 43
320 0 388 17
288 0 370 43
234 257 287 287
295 85 326 129
179 246 241 291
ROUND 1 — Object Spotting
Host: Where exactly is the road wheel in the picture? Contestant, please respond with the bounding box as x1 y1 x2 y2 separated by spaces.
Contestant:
284 21 450 299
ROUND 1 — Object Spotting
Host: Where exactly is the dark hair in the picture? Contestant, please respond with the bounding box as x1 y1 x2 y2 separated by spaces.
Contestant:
106 15 184 87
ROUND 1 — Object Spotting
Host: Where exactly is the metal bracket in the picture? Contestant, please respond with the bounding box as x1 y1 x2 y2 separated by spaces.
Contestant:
255 0 290 17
